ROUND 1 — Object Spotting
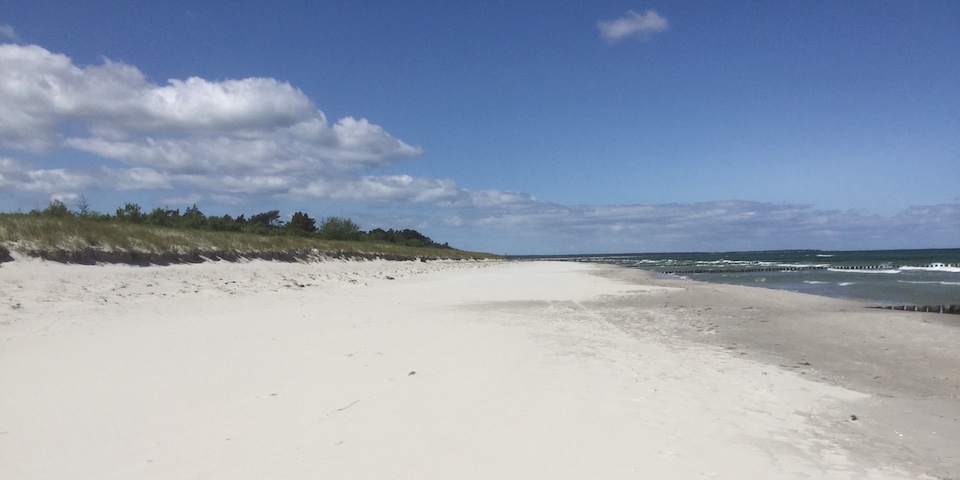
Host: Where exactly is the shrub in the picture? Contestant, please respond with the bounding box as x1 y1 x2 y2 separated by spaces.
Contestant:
318 216 362 241
285 212 317 236
115 203 145 223
41 200 73 218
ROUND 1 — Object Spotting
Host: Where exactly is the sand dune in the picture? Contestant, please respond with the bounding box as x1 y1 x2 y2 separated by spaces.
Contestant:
1 257 957 479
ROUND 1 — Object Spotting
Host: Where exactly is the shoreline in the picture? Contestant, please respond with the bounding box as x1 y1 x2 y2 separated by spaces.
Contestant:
592 264 960 473
2 259 957 478
533 249 960 308
593 263 960 395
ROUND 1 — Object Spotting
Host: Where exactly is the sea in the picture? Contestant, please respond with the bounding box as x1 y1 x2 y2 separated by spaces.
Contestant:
536 249 960 306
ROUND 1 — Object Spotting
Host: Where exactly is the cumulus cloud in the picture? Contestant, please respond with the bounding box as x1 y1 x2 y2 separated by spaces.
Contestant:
0 43 423 200
597 10 669 44
0 25 17 41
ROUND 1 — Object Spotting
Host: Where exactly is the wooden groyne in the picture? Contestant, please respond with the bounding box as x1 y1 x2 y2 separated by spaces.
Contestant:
871 305 960 315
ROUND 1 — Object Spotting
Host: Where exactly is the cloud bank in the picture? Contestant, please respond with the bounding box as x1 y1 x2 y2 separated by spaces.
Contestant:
597 10 669 44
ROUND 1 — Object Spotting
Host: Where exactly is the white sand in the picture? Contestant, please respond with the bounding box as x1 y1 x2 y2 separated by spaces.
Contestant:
1 257 955 479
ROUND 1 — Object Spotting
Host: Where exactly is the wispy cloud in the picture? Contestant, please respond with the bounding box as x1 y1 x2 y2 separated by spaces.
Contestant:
597 10 669 44
432 200 960 254
0 24 18 41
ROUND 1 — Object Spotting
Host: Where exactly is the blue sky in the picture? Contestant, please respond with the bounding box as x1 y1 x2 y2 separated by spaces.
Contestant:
1 1 958 254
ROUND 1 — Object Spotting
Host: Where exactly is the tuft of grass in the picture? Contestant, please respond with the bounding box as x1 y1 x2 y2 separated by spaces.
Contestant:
0 214 500 264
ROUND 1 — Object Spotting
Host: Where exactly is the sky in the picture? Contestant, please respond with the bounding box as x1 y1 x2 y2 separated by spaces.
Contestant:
1 1 958 254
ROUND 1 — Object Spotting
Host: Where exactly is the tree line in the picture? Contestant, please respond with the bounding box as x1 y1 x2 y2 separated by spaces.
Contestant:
27 198 452 249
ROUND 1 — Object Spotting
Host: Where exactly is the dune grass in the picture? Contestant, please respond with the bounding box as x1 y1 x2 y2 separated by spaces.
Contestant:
0 214 500 264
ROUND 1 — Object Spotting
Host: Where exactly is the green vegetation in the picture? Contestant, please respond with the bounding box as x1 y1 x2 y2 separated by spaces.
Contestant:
0 200 499 264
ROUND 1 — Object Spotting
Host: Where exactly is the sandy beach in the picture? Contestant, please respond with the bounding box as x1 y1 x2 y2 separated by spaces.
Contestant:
1 257 957 479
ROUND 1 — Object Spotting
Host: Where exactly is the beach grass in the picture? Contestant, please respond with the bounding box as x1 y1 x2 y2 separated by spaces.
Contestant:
0 214 500 264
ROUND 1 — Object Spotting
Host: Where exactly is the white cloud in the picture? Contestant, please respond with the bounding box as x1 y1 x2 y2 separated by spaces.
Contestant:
0 25 17 41
0 157 96 193
178 174 292 195
291 174 463 203
0 156 170 193
597 10 669 44
0 43 573 217
101 166 171 190
0 45 328 150
0 43 423 200
468 189 542 208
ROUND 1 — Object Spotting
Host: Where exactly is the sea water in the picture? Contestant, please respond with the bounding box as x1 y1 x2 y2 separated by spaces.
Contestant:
556 249 960 306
